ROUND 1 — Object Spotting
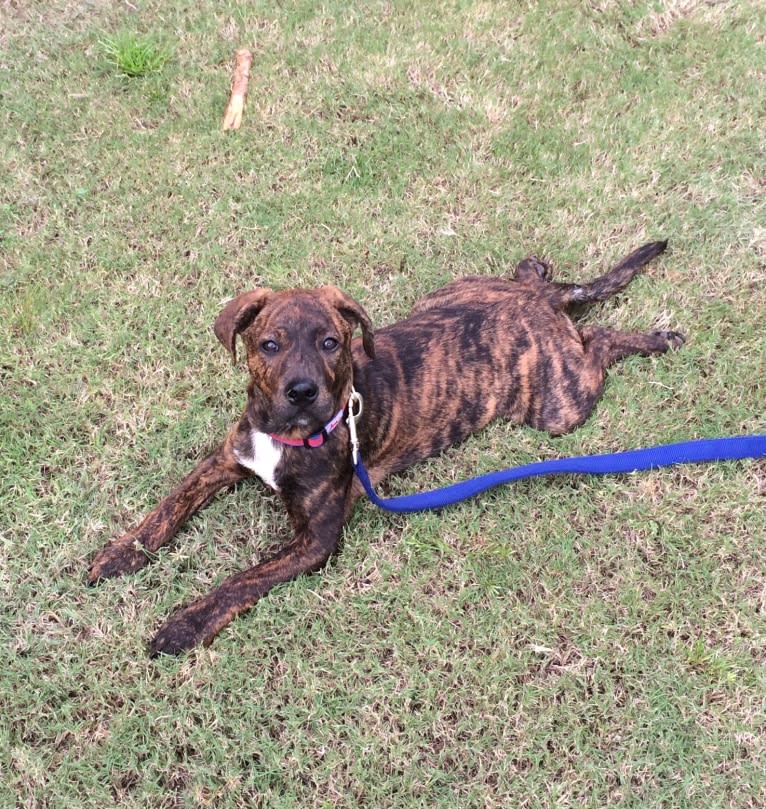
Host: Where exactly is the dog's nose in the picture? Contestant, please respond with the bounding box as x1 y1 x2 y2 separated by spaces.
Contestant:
285 380 319 406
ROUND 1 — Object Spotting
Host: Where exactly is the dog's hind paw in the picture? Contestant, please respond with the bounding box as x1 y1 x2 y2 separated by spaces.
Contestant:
514 255 552 283
653 330 685 350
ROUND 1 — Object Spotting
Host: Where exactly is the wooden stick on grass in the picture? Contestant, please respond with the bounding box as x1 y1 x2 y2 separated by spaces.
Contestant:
222 48 253 131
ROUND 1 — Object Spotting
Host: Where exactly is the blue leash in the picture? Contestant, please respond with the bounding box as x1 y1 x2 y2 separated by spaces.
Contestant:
352 435 766 514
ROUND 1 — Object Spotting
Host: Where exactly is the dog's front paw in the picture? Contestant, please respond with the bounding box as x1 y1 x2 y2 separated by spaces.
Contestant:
149 597 222 657
653 330 685 350
88 534 151 584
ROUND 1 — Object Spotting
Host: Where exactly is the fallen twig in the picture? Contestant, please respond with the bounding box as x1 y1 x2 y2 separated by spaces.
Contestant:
222 48 253 131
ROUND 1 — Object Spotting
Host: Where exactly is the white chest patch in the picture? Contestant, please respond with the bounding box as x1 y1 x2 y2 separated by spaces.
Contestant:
234 430 283 491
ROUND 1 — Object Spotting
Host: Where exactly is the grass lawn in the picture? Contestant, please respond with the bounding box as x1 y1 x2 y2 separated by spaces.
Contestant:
2 1 765 806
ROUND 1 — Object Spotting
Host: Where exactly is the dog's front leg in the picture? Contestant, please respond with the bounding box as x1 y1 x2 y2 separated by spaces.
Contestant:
148 491 347 656
88 443 250 583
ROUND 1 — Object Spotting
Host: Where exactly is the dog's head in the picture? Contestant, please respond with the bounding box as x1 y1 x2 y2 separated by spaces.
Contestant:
214 286 374 438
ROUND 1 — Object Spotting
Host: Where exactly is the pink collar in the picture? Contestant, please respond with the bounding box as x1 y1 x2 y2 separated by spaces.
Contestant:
268 408 346 448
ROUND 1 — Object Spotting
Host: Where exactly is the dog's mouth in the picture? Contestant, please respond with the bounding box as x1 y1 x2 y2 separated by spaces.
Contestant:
267 400 340 439
284 413 323 435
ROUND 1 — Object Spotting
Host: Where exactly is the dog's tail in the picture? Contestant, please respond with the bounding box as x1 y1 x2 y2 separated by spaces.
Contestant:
546 240 668 309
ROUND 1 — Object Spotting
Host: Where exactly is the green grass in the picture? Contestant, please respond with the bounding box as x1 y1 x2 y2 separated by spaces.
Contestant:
2 0 765 806
100 32 173 78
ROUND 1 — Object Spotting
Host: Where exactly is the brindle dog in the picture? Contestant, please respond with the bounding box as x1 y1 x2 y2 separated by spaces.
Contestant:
88 240 683 655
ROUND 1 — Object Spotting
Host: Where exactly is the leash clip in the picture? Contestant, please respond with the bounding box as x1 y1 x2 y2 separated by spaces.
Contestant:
346 387 363 466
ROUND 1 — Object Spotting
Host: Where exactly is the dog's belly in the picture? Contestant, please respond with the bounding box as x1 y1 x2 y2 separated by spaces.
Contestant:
233 430 283 490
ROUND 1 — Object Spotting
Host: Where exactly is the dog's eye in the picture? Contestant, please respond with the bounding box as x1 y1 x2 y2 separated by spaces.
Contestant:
261 340 279 354
322 337 339 352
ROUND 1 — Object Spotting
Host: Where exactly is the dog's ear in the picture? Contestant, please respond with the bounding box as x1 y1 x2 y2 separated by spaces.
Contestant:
320 286 375 359
213 288 273 363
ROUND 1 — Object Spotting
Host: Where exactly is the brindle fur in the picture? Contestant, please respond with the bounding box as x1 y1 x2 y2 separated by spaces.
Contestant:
88 241 683 655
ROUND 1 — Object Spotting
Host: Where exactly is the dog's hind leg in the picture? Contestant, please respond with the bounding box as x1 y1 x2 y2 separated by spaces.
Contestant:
541 241 668 310
579 324 684 367
529 324 684 436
